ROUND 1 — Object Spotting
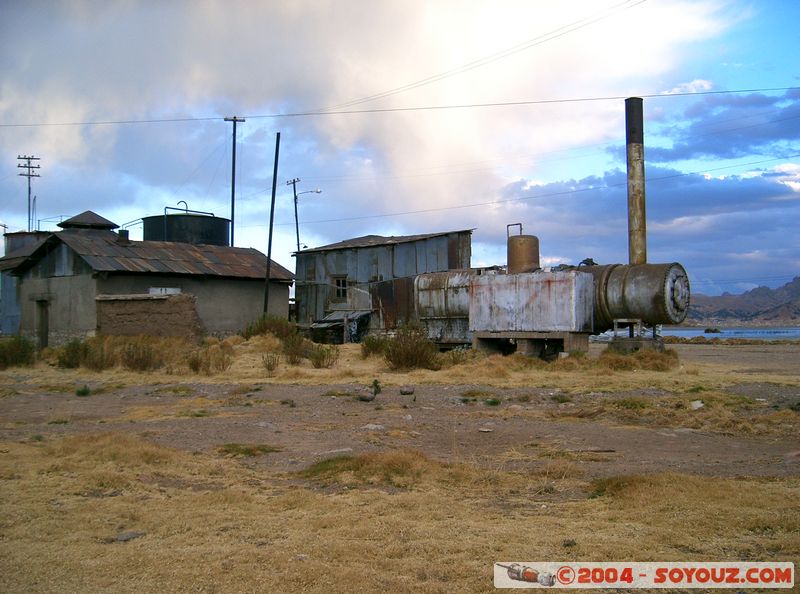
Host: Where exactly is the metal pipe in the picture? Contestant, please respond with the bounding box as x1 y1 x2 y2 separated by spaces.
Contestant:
625 97 647 265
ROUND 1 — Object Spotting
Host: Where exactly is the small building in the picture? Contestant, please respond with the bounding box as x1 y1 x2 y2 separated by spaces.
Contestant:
295 229 472 340
0 211 293 347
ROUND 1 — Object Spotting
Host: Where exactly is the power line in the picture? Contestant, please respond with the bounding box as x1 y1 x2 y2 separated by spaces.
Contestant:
237 153 800 229
320 0 648 111
2 87 798 128
236 108 800 198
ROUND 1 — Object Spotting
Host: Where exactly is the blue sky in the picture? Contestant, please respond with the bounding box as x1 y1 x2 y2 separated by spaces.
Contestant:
1 0 798 296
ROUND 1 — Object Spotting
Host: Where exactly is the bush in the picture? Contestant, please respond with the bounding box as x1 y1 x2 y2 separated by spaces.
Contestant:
0 336 36 370
360 335 390 358
308 344 340 369
120 339 162 372
384 324 440 371
440 346 471 368
57 340 88 369
262 352 281 376
282 333 310 366
187 344 233 376
83 337 117 371
241 314 297 340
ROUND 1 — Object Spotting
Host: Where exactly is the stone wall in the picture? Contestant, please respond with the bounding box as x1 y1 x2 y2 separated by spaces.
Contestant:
96 293 204 338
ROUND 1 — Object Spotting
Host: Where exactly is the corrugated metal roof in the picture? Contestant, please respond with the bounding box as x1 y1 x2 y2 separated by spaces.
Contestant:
2 229 294 282
0 235 49 272
57 210 119 230
300 229 474 254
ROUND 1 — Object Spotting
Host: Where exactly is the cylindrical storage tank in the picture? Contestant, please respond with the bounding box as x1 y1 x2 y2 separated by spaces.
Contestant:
585 263 690 331
142 214 230 246
507 234 540 274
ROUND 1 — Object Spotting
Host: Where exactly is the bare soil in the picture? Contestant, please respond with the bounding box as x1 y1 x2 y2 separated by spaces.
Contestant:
2 343 798 487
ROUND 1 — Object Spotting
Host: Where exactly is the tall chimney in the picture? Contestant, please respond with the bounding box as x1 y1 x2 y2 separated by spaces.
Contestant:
625 97 646 265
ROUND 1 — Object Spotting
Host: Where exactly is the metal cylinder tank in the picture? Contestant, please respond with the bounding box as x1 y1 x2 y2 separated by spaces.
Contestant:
584 263 690 331
507 234 540 274
142 214 230 246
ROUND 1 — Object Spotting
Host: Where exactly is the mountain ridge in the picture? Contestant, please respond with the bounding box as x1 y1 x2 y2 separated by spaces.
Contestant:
687 276 800 325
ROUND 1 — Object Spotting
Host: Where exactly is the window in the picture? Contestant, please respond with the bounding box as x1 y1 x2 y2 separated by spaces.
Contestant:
332 276 348 301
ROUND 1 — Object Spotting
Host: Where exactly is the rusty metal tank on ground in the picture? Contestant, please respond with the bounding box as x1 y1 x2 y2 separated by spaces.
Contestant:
413 270 473 344
583 262 690 331
142 214 230 246
469 270 593 334
507 224 540 274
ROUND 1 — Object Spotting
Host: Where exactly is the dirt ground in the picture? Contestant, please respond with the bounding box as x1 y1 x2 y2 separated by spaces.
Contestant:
2 343 798 484
1 341 799 593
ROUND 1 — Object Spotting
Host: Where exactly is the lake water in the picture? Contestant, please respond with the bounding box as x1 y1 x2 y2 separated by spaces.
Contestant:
660 326 800 341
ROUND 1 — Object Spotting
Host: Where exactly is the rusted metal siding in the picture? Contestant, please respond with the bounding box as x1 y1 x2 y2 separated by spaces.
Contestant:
469 271 593 333
414 271 472 343
295 230 471 328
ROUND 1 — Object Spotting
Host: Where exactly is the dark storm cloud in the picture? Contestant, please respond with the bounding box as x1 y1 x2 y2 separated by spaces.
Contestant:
648 90 800 161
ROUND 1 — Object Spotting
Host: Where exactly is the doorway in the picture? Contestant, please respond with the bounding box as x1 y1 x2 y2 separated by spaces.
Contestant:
36 300 49 349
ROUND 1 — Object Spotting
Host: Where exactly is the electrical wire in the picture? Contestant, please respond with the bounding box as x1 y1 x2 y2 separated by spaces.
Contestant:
236 153 800 229
2 87 798 128
319 0 648 111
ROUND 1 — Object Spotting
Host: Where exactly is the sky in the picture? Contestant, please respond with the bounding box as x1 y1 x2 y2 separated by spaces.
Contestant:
1 0 798 296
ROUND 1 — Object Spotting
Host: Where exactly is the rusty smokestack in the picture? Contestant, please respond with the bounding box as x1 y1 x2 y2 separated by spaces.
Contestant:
625 97 646 265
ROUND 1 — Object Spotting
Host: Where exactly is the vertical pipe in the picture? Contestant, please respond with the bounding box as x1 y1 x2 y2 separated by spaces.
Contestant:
625 97 647 265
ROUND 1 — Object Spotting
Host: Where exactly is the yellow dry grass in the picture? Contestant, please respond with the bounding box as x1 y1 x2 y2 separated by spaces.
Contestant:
1 433 797 593
21 335 800 396
2 338 798 591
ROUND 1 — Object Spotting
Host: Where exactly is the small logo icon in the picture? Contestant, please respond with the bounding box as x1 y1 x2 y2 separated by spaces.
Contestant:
497 564 556 587
557 565 576 585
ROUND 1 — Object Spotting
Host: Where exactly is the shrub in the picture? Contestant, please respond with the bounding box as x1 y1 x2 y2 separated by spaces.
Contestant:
75 384 91 397
282 333 310 366
188 344 233 375
360 334 390 358
120 339 162 372
440 345 471 367
83 337 117 371
308 344 339 369
262 352 281 376
241 314 297 340
384 324 440 371
57 340 88 369
0 336 36 370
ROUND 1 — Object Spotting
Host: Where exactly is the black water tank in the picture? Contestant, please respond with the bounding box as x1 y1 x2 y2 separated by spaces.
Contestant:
142 214 230 246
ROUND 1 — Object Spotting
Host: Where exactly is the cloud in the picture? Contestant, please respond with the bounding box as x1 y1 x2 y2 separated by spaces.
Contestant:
647 90 800 161
663 79 714 95
3 0 798 295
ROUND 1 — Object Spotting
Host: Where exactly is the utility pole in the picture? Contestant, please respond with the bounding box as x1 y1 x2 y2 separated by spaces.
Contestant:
287 178 301 253
264 132 281 314
224 116 245 246
286 178 321 254
17 155 41 232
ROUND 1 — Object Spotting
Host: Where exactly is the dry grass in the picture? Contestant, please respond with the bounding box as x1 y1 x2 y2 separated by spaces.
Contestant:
1 433 797 593
18 337 796 396
550 391 799 436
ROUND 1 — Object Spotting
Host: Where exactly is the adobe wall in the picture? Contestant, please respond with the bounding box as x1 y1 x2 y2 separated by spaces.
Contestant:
96 293 204 338
98 275 289 335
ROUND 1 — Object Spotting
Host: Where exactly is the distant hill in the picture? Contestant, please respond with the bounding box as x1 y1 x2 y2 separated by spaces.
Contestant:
687 276 800 326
